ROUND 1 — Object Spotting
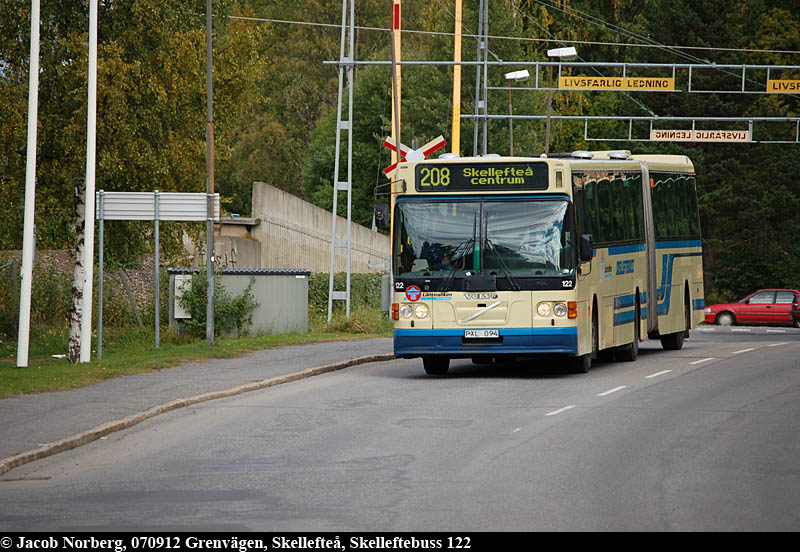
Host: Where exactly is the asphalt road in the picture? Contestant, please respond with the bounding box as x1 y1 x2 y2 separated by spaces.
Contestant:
1 329 798 531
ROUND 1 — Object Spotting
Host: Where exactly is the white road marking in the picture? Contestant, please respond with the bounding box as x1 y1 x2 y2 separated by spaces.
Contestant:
690 358 715 365
597 386 627 397
646 369 672 379
546 405 575 417
768 342 788 347
731 329 751 332
732 348 755 354
766 329 786 333
512 427 522 433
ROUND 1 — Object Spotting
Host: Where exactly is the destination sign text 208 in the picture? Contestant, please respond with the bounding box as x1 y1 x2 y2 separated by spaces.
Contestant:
415 162 548 192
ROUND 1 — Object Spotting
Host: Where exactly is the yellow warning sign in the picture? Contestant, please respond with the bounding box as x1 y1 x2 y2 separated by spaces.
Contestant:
766 79 800 93
650 129 750 142
559 76 675 90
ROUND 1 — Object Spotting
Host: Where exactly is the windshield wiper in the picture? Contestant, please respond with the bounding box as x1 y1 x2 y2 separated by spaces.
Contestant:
484 238 521 291
439 237 474 291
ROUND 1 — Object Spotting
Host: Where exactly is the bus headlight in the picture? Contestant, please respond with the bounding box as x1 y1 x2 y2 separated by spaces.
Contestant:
399 304 413 319
537 302 552 317
414 303 429 319
553 303 568 317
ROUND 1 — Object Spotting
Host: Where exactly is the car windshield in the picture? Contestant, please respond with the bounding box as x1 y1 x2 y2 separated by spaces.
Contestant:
393 199 575 279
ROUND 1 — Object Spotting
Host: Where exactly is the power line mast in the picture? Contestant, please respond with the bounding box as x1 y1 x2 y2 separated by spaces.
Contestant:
472 0 490 156
327 0 355 322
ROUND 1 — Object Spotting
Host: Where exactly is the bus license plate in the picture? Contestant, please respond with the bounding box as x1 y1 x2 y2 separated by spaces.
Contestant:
464 329 499 339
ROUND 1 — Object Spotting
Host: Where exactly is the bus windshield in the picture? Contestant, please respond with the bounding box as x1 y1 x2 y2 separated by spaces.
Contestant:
394 199 575 279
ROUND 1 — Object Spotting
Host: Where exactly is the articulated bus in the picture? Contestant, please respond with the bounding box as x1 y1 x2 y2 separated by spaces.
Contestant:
380 150 704 375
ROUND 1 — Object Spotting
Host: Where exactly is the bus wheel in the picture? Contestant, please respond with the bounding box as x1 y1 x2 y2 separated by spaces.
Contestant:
422 356 450 375
569 309 596 374
662 293 689 351
616 303 640 362
661 329 684 351
569 353 592 374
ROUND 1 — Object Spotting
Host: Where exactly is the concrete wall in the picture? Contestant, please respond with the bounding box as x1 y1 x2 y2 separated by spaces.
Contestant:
211 235 261 270
251 183 389 273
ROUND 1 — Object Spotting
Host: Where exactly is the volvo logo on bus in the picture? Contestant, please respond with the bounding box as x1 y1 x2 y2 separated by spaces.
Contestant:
464 293 499 300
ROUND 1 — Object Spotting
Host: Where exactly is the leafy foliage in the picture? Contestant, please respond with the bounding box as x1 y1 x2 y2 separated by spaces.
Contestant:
2 0 800 304
177 271 260 337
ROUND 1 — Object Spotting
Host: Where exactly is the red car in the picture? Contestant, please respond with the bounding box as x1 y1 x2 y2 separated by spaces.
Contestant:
704 289 800 327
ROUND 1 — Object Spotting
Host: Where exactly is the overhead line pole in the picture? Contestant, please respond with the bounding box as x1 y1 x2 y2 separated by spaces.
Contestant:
79 0 98 363
16 0 41 368
450 0 462 155
205 0 215 345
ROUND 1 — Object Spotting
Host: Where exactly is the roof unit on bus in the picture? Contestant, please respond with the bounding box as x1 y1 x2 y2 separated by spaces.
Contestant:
607 150 631 160
438 153 460 159
571 150 594 159
483 153 501 158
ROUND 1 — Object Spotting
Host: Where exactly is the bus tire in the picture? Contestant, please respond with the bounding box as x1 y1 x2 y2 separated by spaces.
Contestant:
569 308 597 374
662 292 689 351
423 356 450 375
660 329 684 351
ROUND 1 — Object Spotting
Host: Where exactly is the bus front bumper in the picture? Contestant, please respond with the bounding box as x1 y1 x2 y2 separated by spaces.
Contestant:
394 327 579 358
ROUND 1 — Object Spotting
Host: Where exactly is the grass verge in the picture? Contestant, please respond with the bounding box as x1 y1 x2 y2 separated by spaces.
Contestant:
1 308 392 398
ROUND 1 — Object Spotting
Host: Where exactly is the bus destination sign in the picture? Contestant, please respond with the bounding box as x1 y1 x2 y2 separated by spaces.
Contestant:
415 162 548 192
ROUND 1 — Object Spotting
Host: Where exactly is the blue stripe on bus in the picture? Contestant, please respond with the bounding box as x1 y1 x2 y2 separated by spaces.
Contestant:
393 327 579 356
656 251 703 315
613 310 636 326
614 294 636 310
655 239 703 249
608 243 646 255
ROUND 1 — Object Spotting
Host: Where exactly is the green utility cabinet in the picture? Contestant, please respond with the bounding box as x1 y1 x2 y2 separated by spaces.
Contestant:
168 268 310 336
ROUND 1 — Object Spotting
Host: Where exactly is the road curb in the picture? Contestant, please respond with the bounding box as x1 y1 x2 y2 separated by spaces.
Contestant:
0 353 395 477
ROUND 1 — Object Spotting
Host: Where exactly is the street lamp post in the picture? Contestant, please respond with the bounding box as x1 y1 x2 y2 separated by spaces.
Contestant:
544 47 578 154
504 69 529 157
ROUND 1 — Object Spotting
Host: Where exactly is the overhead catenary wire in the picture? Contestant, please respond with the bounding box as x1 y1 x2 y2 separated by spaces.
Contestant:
506 1 657 117
220 14 800 57
529 0 798 98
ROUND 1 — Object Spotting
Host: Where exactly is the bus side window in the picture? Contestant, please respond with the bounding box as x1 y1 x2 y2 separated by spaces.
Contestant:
598 178 612 244
584 179 597 239
574 186 585 237
688 176 701 237
630 174 644 241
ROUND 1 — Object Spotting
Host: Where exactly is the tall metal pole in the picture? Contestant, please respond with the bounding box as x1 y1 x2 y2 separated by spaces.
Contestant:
391 0 402 166
480 0 489 156
544 65 554 154
508 85 514 156
154 190 160 348
97 192 104 361
79 0 98 363
471 0 484 156
450 0 462 155
16 0 41 368
205 0 215 345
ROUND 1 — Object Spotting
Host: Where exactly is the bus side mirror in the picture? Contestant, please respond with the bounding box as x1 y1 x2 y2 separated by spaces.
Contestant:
374 204 389 229
579 234 593 262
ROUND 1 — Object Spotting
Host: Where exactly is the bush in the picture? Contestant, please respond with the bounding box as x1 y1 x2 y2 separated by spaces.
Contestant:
0 258 72 340
177 271 260 338
308 272 383 315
